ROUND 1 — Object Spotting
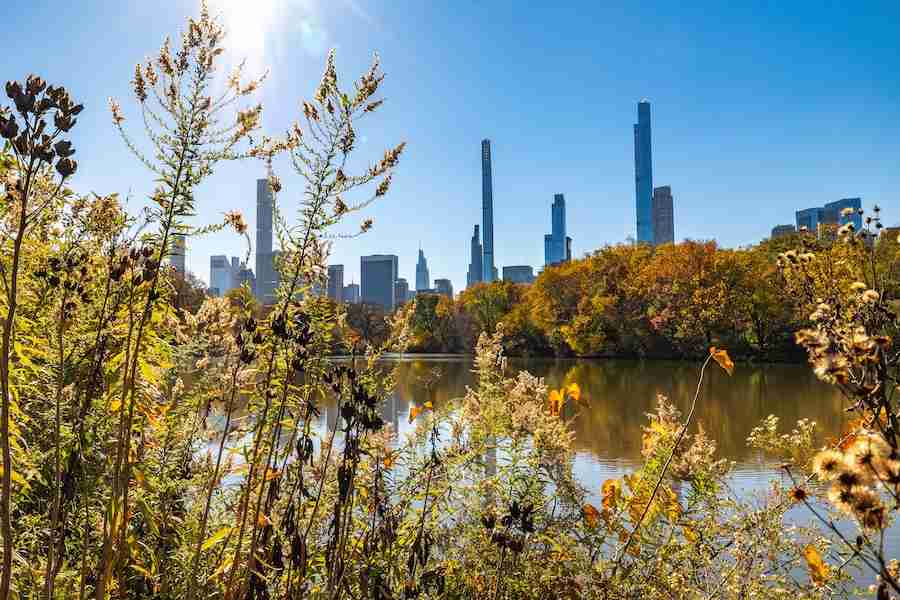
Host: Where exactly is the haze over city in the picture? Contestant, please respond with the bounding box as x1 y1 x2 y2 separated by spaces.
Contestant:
3 0 898 293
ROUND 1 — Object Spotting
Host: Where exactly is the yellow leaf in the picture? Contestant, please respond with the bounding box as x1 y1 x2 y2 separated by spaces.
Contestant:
566 382 581 403
201 526 232 551
601 479 621 511
803 544 830 585
424 401 433 409
110 398 122 413
257 513 270 527
582 503 600 529
709 347 734 376
683 526 698 543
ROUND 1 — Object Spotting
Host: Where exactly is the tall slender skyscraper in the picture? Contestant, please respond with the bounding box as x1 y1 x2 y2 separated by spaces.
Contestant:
170 233 186 275
466 224 483 288
634 100 653 244
481 139 496 282
256 178 277 304
544 194 568 266
415 248 430 291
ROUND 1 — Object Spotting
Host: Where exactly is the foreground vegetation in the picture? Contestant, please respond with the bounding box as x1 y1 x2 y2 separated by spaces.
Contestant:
1 5 899 598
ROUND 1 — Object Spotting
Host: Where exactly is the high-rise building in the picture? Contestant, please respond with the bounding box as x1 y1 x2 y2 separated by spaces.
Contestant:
824 198 863 230
544 193 568 266
566 237 572 261
170 233 186 275
415 249 430 291
502 265 535 284
481 139 497 282
343 283 360 304
235 264 256 296
435 278 453 298
651 186 675 245
771 224 796 239
327 264 344 303
467 224 483 288
361 255 398 310
210 255 232 297
394 278 410 307
796 198 862 235
634 100 653 244
256 178 278 305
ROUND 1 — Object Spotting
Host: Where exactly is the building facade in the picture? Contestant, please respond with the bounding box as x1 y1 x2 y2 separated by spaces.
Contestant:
255 178 278 305
544 193 568 266
361 255 398 310
651 186 674 245
327 264 344 303
481 139 497 282
796 198 862 235
394 278 410 307
502 265 535 284
343 283 360 304
634 100 654 244
415 249 430 291
210 255 232 297
434 278 453 298
467 224 483 288
771 224 796 239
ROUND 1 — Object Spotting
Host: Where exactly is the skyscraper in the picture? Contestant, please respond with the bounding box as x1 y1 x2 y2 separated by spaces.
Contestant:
415 249 430 291
544 194 567 266
394 278 410 307
634 100 653 244
256 178 278 305
435 278 453 298
467 224 483 288
502 265 535 284
327 264 344 302
343 283 360 304
771 224 796 239
481 139 497 282
651 186 675 245
170 233 186 275
361 255 398 310
209 255 232 297
824 198 863 230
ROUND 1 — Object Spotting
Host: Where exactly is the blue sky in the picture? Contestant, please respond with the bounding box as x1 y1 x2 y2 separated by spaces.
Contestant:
2 1 898 292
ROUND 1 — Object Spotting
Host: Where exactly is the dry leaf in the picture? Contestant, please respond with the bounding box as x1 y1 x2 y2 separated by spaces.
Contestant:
201 526 232 551
709 347 734 376
601 479 621 511
582 503 601 529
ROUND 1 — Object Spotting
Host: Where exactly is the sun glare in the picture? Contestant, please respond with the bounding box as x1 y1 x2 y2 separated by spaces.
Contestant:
212 0 280 65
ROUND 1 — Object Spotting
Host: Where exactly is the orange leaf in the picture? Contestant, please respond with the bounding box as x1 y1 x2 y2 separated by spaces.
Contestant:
408 406 421 423
383 453 395 469
582 503 601 529
548 389 564 417
601 479 621 511
566 383 581 403
709 347 734 376
803 544 830 585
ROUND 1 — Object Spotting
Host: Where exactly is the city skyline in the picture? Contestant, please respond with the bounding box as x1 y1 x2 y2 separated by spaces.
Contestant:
11 2 899 295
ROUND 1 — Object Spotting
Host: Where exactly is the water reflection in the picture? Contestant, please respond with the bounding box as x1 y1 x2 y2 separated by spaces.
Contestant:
387 357 850 464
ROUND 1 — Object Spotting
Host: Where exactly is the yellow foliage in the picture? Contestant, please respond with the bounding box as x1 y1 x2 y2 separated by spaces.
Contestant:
582 503 601 529
803 544 830 585
709 346 734 375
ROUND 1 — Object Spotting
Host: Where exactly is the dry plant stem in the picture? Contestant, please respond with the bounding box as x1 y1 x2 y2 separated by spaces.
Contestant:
612 353 713 573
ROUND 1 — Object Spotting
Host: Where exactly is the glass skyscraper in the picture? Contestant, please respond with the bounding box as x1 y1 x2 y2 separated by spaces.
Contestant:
415 248 430 291
361 254 398 310
255 178 278 304
467 224 483 288
544 193 567 266
634 100 653 244
481 139 496 282
651 186 675 245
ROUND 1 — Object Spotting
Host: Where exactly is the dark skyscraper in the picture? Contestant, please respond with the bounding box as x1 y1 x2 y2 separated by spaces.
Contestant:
651 186 675 245
467 224 483 288
361 254 398 310
634 100 653 244
327 264 344 302
415 248 430 291
256 178 277 304
435 278 453 298
544 193 568 266
481 139 497 282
